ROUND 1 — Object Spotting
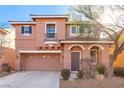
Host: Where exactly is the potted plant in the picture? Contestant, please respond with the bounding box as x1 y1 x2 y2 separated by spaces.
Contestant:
95 65 106 80
61 69 70 80
77 70 84 79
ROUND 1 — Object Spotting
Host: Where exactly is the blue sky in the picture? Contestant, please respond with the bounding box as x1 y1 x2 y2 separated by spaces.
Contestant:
0 5 69 28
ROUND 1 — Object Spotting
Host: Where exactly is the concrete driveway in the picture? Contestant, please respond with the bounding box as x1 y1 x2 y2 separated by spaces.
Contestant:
0 71 60 88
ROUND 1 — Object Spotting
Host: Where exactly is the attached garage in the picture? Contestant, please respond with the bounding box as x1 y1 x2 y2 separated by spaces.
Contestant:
19 50 61 71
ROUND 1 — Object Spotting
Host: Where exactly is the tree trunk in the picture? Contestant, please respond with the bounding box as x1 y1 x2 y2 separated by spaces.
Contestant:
106 55 116 78
107 63 114 78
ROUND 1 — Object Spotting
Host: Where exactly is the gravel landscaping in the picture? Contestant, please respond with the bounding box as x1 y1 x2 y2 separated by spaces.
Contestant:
60 76 124 88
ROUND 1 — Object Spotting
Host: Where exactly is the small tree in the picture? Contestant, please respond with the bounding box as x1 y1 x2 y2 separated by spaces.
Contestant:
80 57 97 78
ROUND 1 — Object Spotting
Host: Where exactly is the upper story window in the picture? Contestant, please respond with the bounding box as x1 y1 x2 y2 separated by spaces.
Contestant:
21 26 32 35
100 32 108 38
83 26 91 35
46 24 56 39
70 25 79 35
70 25 93 37
80 25 91 34
47 24 55 34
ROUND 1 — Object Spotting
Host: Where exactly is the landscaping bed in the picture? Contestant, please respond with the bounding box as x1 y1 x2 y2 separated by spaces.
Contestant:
0 71 15 78
60 76 124 88
0 63 15 78
0 71 10 77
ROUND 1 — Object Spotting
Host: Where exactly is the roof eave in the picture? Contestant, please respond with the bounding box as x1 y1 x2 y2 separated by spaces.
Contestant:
9 21 36 25
0 28 9 34
19 50 62 53
30 15 69 19
60 41 114 44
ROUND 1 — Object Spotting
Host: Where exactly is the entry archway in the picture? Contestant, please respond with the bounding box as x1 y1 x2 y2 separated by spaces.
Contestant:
68 44 85 50
69 44 84 71
88 44 104 50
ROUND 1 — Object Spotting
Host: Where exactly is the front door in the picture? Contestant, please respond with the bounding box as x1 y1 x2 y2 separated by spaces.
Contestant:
71 52 80 71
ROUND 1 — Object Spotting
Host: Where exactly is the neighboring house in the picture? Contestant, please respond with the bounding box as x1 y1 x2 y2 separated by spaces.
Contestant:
0 28 16 71
0 28 15 49
0 28 8 46
4 28 15 49
10 14 113 71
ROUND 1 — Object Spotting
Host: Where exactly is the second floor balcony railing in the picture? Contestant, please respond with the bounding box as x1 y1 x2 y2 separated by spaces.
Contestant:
44 33 57 41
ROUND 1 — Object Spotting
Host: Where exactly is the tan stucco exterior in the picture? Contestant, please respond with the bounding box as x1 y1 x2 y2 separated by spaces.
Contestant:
10 15 112 71
63 43 110 70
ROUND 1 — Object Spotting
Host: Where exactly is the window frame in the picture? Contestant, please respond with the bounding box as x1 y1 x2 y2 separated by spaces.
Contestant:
45 22 57 34
45 22 57 39
70 25 79 36
47 25 55 34
90 49 98 65
21 25 32 35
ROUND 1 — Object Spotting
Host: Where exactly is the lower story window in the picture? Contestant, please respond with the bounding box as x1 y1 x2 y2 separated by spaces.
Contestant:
90 49 98 64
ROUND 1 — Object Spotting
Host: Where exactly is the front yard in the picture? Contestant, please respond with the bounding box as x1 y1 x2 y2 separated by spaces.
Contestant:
60 76 124 88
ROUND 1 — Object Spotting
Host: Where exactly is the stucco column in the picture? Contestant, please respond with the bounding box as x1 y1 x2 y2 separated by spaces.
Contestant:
101 49 109 67
59 52 64 70
82 48 90 59
16 52 21 71
63 45 71 70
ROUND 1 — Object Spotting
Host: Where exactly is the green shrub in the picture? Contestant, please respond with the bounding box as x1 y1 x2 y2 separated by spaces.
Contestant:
114 68 124 77
97 65 106 75
61 69 70 80
77 70 84 79
1 63 12 73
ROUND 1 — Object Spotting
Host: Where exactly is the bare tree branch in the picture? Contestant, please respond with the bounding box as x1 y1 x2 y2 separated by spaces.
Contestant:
70 5 124 77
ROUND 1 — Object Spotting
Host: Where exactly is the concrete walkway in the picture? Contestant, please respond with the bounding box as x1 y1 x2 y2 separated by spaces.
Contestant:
0 71 60 88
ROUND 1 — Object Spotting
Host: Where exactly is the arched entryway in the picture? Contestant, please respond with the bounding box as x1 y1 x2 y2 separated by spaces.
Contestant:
89 45 104 65
90 46 99 65
69 44 84 71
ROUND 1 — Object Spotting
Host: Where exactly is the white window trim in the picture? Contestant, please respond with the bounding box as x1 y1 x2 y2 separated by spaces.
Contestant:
45 22 57 34
23 33 31 36
22 25 31 36
44 22 57 44
70 25 79 36
44 41 57 44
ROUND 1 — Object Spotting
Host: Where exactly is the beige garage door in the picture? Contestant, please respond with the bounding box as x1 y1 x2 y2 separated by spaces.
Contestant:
22 54 60 71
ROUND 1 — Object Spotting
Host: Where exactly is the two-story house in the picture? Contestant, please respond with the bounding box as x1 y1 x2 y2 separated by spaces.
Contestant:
10 14 113 71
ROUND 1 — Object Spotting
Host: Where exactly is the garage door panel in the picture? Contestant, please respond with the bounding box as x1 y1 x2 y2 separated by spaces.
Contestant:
22 54 60 71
